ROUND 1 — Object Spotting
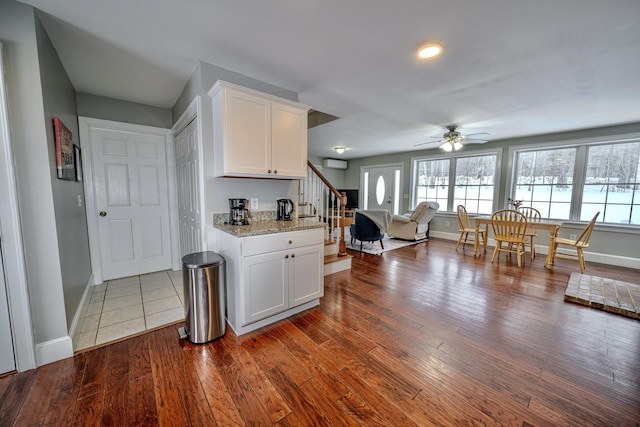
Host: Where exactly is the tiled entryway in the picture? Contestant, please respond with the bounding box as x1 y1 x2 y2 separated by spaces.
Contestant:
73 270 184 352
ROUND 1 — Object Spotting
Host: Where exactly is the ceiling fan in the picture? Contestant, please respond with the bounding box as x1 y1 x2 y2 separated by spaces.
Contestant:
415 125 490 152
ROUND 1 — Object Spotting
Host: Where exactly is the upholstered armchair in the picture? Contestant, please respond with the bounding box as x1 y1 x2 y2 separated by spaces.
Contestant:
387 201 439 241
350 211 386 251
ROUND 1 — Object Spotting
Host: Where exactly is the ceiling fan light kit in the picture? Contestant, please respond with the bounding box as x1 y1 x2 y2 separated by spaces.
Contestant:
440 141 463 152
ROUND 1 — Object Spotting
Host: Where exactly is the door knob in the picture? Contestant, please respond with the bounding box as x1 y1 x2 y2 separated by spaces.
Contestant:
99 211 107 217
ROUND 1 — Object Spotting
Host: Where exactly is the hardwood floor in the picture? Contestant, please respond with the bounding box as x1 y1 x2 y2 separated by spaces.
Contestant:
1 238 639 426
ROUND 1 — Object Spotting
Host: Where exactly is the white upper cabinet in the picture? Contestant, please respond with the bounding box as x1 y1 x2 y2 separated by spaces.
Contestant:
209 81 309 179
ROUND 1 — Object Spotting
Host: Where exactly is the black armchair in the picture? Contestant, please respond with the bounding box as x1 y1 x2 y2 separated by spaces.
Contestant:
350 211 384 251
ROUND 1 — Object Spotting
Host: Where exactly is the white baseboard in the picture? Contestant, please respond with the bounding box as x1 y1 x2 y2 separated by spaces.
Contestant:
68 274 95 341
36 336 73 366
430 231 639 270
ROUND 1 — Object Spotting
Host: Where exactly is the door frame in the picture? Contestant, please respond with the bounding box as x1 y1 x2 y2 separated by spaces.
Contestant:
360 162 404 214
171 95 207 253
79 117 180 284
0 42 36 371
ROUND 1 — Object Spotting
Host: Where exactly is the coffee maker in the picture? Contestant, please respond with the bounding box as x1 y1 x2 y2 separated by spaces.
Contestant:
276 198 294 221
228 198 249 225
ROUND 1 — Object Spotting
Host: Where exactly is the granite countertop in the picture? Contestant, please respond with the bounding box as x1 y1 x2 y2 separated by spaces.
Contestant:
214 218 326 238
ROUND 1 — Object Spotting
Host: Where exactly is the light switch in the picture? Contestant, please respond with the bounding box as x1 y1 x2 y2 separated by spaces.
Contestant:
250 198 258 209
77 194 83 207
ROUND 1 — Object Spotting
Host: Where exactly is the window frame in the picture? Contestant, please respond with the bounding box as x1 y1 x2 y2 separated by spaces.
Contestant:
506 132 640 225
411 147 503 213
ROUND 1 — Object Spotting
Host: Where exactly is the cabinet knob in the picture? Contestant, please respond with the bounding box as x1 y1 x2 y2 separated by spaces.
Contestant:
291 254 295 258
285 254 289 259
268 169 272 173
274 170 277 174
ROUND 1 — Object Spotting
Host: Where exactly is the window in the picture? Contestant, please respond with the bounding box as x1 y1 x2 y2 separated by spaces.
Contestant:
511 139 640 225
512 147 576 219
582 142 640 224
413 151 499 214
453 155 497 214
414 158 450 209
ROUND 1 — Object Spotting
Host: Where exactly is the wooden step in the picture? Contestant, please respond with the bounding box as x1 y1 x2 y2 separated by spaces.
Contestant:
324 239 337 256
323 253 352 275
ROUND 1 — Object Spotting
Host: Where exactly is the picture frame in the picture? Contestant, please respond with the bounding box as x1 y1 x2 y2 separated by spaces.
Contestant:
74 145 82 182
53 117 75 181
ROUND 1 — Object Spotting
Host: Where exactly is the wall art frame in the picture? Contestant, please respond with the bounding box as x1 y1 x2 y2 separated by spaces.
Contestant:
53 117 75 181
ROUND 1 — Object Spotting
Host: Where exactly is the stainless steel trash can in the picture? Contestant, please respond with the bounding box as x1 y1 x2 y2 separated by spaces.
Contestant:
182 251 226 344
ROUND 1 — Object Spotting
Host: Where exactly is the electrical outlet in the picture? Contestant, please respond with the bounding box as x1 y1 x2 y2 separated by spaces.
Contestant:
569 233 577 240
250 198 258 210
445 220 450 227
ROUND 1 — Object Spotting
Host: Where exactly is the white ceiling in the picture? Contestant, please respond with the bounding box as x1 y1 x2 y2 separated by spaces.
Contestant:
21 0 640 159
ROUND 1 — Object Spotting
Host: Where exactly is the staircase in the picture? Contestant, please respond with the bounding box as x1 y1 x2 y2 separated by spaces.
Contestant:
298 161 352 275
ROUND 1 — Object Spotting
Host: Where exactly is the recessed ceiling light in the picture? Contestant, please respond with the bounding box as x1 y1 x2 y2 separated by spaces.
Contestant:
417 43 442 59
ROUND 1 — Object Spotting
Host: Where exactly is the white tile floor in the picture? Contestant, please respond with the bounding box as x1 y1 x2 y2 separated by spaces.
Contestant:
73 270 185 352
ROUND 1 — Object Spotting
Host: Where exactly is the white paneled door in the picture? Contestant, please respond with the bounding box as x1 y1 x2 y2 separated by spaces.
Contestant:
0 242 16 374
92 128 172 280
175 118 204 256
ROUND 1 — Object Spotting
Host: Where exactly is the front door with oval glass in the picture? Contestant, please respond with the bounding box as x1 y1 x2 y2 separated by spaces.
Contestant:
362 165 402 215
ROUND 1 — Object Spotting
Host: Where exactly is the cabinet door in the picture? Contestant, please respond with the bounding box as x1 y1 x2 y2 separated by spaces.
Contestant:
243 250 287 325
271 101 308 179
224 88 271 176
289 244 323 307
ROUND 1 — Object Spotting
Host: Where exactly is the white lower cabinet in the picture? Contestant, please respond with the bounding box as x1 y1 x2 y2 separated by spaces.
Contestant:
216 227 324 335
244 250 288 323
245 244 322 324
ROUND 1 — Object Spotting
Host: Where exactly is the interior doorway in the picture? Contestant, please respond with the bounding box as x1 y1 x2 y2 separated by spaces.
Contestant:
361 164 403 215
0 41 35 372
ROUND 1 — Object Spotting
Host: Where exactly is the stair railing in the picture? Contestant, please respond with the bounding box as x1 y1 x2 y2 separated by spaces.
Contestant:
298 161 347 256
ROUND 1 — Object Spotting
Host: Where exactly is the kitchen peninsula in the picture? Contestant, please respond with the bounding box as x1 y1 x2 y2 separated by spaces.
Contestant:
214 218 325 336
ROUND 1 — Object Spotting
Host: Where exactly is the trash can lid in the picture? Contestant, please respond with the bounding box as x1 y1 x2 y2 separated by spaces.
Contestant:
182 251 225 268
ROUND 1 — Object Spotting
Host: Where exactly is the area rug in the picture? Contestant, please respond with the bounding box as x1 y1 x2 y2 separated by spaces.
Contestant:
564 273 640 320
343 229 426 255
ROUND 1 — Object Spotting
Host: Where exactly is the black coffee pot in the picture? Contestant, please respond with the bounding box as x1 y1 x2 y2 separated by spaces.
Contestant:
276 198 294 221
228 198 249 225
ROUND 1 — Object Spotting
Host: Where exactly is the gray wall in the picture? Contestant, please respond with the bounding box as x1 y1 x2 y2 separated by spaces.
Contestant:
172 61 303 224
0 2 69 352
35 13 92 330
343 123 640 261
77 92 172 128
173 61 298 123
308 155 345 189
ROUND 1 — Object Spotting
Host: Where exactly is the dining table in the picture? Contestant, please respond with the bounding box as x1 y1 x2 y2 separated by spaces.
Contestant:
473 216 562 268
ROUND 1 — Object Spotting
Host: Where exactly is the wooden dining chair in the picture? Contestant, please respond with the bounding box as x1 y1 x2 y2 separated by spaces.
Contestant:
456 205 487 252
490 209 528 267
518 206 541 261
551 212 600 273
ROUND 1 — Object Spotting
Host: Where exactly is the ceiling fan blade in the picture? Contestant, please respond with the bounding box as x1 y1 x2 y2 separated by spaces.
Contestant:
463 132 490 137
463 138 489 144
413 140 441 147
